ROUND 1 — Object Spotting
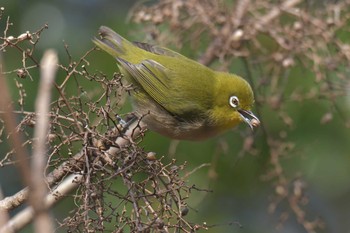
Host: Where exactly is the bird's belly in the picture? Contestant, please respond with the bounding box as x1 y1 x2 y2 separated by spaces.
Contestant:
132 99 219 140
141 113 219 140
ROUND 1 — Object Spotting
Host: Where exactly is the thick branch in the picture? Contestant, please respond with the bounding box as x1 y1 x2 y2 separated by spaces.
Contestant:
29 49 58 233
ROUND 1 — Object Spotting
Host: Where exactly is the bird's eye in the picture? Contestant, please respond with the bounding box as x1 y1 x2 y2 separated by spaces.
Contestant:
229 96 239 108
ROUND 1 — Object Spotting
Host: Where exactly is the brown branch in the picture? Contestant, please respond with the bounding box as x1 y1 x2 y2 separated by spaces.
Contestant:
0 50 31 189
0 120 147 231
29 49 58 233
254 0 302 30
0 174 83 233
0 188 11 233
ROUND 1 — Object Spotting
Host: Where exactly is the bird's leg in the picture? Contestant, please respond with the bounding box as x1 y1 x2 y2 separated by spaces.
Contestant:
116 113 138 133
116 114 127 126
93 113 139 159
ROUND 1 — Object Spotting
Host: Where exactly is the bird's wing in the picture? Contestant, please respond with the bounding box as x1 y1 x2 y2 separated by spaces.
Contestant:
117 58 204 119
117 58 169 105
132 42 184 58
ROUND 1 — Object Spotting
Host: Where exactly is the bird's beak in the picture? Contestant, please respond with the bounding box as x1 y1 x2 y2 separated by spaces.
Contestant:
238 109 260 130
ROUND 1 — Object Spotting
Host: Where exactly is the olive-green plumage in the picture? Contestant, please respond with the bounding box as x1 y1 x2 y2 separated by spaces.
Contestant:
94 26 259 140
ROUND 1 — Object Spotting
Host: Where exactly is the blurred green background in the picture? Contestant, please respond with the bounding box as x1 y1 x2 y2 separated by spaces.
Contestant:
1 0 350 233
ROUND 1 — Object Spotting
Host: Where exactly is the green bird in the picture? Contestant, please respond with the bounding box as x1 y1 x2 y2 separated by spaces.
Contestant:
94 26 259 140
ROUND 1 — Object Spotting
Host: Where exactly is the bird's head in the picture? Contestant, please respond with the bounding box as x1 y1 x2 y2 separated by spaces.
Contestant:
209 72 260 131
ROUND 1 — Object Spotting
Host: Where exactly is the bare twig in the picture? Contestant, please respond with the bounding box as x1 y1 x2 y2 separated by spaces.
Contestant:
0 188 28 211
0 174 83 233
29 49 58 233
0 52 31 189
0 120 146 232
0 188 11 232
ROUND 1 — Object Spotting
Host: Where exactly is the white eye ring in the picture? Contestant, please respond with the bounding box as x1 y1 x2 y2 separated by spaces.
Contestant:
229 96 239 108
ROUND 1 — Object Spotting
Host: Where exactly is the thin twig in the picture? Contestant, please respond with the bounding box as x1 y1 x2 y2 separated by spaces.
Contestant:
0 50 31 189
0 120 146 231
0 174 83 233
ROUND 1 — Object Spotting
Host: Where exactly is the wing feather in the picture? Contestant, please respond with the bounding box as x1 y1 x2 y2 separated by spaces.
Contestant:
117 58 206 121
117 58 170 108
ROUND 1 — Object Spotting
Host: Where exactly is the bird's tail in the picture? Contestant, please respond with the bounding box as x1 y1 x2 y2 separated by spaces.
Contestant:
93 26 135 58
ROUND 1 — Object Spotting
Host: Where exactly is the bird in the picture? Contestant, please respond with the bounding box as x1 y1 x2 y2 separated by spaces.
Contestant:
94 26 259 140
